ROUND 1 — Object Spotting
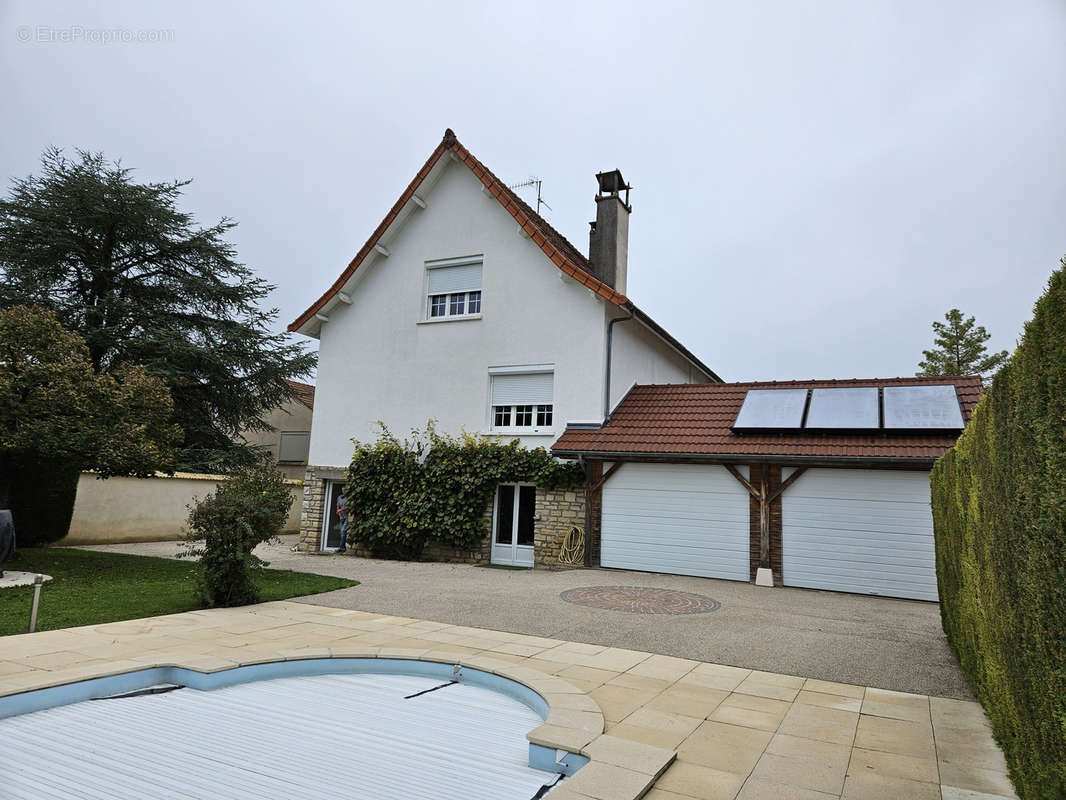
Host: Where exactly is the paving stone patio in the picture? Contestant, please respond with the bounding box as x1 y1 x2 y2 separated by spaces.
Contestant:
0 602 1016 799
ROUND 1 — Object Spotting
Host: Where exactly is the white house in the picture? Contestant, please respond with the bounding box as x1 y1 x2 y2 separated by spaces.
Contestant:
288 129 719 565
289 129 978 602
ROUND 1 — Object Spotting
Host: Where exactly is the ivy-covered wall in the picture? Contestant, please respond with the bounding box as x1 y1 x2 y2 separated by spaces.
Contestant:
931 260 1066 800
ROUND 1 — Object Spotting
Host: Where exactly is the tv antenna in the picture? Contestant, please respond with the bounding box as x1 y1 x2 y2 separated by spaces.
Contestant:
509 177 551 215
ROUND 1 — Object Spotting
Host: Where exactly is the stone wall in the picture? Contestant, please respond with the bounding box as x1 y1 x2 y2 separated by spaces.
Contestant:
297 465 346 553
298 471 586 568
533 486 587 570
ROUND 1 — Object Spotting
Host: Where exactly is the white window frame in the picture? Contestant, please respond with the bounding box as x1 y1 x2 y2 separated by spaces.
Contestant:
488 365 555 436
423 255 483 322
319 480 346 552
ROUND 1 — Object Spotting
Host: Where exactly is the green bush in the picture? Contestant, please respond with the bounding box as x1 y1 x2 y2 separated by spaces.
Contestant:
931 258 1066 799
345 423 583 560
180 462 293 607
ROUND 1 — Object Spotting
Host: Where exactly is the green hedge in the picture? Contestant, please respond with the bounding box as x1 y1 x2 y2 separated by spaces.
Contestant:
0 455 81 546
345 423 583 560
931 260 1066 800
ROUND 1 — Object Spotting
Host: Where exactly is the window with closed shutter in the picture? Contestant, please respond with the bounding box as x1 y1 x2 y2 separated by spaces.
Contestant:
425 258 483 319
489 371 554 431
278 432 311 463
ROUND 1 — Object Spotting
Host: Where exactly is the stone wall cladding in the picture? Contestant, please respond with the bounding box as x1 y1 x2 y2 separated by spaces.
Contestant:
301 473 585 568
298 465 346 553
533 486 587 570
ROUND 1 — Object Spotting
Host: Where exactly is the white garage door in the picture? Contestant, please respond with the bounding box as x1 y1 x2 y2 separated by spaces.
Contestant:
782 468 937 601
601 463 750 581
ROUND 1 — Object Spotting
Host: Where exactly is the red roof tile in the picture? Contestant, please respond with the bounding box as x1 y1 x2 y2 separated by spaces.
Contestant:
289 129 627 333
283 379 315 410
552 376 983 464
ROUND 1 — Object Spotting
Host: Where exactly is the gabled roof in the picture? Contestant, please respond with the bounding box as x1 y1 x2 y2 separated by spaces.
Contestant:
552 376 983 465
289 129 627 334
283 379 315 409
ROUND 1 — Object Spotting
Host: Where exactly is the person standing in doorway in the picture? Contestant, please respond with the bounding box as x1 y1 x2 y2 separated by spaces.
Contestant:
336 492 349 554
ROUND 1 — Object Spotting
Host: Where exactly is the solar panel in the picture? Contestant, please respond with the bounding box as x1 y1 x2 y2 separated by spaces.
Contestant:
733 388 808 429
883 385 964 430
805 387 880 429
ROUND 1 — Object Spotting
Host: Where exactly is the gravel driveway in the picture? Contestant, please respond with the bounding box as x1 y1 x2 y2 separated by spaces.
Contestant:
74 535 971 699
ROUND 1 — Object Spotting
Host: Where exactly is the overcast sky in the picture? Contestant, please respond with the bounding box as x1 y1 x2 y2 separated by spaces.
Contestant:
3 1 1064 381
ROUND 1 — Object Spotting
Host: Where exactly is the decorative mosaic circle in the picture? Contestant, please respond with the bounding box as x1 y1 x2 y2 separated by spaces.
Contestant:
559 586 721 615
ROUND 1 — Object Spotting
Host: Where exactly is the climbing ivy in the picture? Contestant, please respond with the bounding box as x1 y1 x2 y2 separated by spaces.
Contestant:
344 422 583 560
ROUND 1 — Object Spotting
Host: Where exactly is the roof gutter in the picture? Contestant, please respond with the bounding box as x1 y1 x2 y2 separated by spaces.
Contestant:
549 448 938 470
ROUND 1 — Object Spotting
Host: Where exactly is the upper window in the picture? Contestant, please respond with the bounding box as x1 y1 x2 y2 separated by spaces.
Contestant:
425 257 482 320
489 369 554 432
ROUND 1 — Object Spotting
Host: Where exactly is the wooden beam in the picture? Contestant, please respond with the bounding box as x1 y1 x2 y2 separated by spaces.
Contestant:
723 464 759 499
588 461 623 494
759 464 771 569
769 467 807 504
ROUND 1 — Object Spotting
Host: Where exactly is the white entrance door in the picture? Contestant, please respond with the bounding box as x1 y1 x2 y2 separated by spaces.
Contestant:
781 468 938 601
600 463 750 581
491 484 535 567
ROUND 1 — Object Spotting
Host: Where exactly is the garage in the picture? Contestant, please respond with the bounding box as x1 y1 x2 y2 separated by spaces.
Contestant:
781 468 938 601
600 462 749 581
553 376 982 601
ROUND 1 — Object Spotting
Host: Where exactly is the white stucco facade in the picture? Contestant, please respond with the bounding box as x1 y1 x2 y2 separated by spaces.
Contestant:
607 314 709 411
303 158 711 469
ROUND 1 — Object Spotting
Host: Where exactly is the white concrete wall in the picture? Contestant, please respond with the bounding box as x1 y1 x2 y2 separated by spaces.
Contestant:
607 315 710 412
308 162 609 467
61 472 303 545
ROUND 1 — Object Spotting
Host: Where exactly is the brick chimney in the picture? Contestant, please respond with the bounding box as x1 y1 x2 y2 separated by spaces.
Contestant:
588 170 631 294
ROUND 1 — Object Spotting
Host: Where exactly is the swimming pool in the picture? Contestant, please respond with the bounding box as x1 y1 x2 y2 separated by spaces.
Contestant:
0 658 588 799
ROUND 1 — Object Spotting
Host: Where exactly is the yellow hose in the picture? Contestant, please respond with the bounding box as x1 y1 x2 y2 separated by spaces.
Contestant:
558 525 585 566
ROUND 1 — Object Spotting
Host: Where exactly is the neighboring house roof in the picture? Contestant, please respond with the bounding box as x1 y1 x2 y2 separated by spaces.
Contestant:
552 376 982 465
284 379 315 410
286 129 720 382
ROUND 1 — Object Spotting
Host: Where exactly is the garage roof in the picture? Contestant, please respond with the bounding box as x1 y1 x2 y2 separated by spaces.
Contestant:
552 376 982 465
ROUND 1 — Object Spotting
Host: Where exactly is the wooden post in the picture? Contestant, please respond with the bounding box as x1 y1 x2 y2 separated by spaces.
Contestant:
756 464 769 569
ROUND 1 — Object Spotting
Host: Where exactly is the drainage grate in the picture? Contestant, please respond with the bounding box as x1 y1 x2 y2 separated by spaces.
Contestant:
560 586 721 615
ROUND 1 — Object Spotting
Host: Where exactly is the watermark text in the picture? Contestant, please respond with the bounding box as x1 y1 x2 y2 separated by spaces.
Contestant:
16 25 175 44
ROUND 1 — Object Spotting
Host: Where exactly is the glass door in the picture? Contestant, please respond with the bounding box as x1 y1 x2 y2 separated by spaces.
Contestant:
320 481 345 551
491 484 535 566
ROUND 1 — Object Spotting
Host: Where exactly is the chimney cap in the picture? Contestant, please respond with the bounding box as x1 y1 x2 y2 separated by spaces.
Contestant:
596 169 630 196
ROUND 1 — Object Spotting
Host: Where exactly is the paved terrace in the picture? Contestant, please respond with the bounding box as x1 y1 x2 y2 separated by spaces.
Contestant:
0 602 1015 800
78 536 971 700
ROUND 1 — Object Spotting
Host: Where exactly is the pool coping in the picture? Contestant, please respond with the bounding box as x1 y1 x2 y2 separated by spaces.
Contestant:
0 647 675 798
0 602 1016 800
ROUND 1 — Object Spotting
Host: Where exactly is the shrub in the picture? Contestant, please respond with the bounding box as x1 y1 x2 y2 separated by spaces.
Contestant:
180 461 293 607
931 258 1066 799
345 423 583 559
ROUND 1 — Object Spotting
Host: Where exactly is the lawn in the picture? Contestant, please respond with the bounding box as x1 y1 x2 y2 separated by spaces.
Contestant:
0 548 358 637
